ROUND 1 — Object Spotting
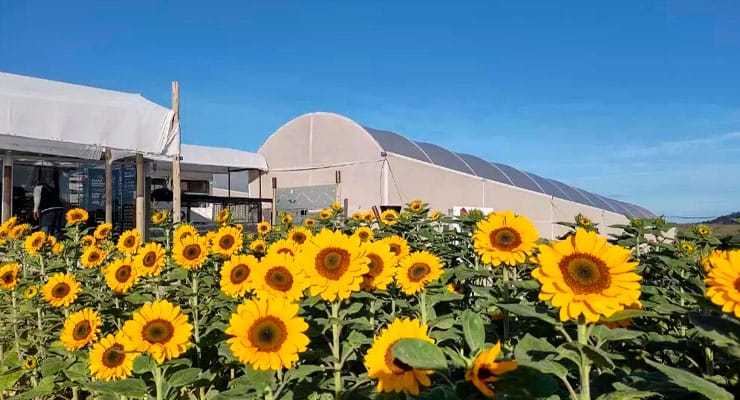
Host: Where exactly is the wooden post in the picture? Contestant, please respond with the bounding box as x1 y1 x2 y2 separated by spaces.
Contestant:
172 81 182 223
2 152 12 222
104 148 113 223
271 177 277 224
136 154 145 232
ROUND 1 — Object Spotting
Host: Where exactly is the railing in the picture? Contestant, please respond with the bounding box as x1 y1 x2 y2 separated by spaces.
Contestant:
181 193 272 232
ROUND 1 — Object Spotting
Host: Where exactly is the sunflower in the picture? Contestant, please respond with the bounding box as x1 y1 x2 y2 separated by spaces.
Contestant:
380 209 399 226
380 235 410 261
352 226 374 243
318 209 333 220
42 272 82 307
679 241 696 255
331 201 343 212
360 241 397 291
94 223 113 240
121 300 193 364
47 234 57 247
173 235 208 270
253 253 308 301
1 216 17 230
0 263 21 290
429 210 441 222
117 229 141 255
220 254 259 298
215 208 232 225
701 249 729 272
280 212 293 225
210 226 243 258
465 342 518 398
60 308 101 350
81 246 107 268
52 243 65 255
695 224 711 237
364 318 434 395
24 231 46 255
532 228 642 322
23 356 37 370
705 250 740 317
287 227 312 246
256 221 271 236
408 200 424 213
8 223 30 239
24 285 38 299
447 283 463 295
225 297 310 370
576 214 593 228
351 212 363 221
89 332 139 381
174 224 198 242
362 211 374 223
66 208 89 225
473 211 539 267
298 229 369 301
303 218 316 228
134 242 167 276
250 239 267 255
104 257 139 294
81 235 96 248
0 226 9 244
151 210 168 225
396 251 444 295
267 239 299 258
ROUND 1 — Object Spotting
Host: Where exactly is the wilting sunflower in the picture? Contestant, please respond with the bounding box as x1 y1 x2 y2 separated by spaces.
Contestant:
532 228 642 322
364 318 434 395
104 257 139 294
287 227 312 246
23 356 37 370
134 242 166 276
429 210 441 222
705 250 740 317
253 253 308 301
408 200 424 213
52 242 65 255
303 218 316 228
117 229 141 254
351 212 363 221
60 308 101 350
360 241 397 291
679 241 696 255
0 263 21 290
256 221 271 236
331 201 343 212
174 224 198 242
121 300 193 364
250 239 267 255
151 210 168 225
695 224 712 237
81 246 107 268
396 251 444 295
173 234 208 270
66 208 89 225
701 249 729 272
220 254 259 298
280 212 293 225
473 211 539 267
318 209 333 220
465 342 518 398
298 229 369 301
94 223 113 240
89 332 139 381
225 297 310 370
380 209 399 226
8 223 30 239
381 235 411 261
24 231 46 256
42 272 82 307
211 226 243 258
362 211 374 223
352 226 374 243
24 285 38 299
215 208 231 225
81 235 96 248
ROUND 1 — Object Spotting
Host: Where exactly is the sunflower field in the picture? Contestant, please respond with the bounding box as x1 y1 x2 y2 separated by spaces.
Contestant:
0 201 738 400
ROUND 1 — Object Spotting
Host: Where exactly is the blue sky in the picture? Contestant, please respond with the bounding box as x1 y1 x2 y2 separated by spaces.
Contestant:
1 0 739 219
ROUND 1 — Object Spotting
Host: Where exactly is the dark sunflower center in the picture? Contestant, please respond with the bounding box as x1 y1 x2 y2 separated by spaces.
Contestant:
183 244 202 260
32 237 43 247
408 263 431 282
734 277 740 292
477 366 496 380
384 214 396 222
142 319 174 344
123 236 136 247
142 252 157 267
102 344 126 368
99 228 110 236
366 254 384 277
385 340 414 375
179 232 193 241
265 267 294 291
389 244 402 257
276 247 294 256
315 248 350 280
52 283 71 298
253 244 265 253
219 235 235 250
559 253 611 294
1 272 13 284
292 233 306 244
358 231 369 240
71 212 82 220
72 321 92 340
88 251 101 263
489 228 522 251
116 265 132 282
249 316 288 351
230 264 250 284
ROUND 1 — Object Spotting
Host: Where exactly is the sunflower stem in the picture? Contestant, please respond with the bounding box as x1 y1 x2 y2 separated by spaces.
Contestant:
419 290 428 326
11 290 21 360
502 266 510 342
191 273 201 367
331 301 342 400
36 307 45 359
153 365 165 400
577 318 591 400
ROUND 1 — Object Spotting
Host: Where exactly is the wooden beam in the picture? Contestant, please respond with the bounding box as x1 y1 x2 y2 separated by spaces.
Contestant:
2 153 12 222
136 153 145 232
104 148 113 223
172 81 182 223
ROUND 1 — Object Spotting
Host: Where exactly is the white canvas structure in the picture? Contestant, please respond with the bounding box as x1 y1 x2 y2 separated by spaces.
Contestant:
252 112 657 239
148 144 268 175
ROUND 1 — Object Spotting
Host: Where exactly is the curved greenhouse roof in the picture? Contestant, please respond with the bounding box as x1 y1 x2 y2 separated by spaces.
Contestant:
363 126 655 219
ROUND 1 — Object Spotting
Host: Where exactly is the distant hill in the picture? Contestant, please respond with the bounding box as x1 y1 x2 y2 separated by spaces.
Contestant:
703 212 740 225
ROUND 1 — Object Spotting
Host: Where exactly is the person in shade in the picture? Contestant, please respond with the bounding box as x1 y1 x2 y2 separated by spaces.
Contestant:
33 177 65 238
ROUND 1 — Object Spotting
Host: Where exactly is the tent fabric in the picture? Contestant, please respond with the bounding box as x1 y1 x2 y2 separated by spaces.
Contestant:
148 144 269 174
0 72 177 159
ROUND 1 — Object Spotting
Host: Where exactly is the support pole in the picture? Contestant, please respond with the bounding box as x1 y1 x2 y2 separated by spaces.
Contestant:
271 177 277 224
335 170 341 203
227 167 231 198
2 152 12 222
104 149 113 223
136 154 145 232
172 81 182 223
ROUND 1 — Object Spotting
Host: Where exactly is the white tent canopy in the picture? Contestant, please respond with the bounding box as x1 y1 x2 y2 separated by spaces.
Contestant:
150 144 268 175
0 72 178 159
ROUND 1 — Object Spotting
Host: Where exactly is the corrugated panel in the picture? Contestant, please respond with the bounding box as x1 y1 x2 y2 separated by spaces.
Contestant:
491 162 544 193
456 153 514 185
415 141 476 175
528 173 573 200
364 127 431 162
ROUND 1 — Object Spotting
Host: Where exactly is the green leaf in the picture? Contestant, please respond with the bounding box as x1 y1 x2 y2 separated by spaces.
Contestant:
591 325 646 342
284 364 323 383
519 359 569 379
688 312 740 345
645 358 733 400
168 367 202 388
430 316 455 330
133 354 156 374
391 338 448 371
596 390 660 400
510 279 541 290
64 361 89 383
11 377 55 400
599 309 657 322
515 334 557 362
461 310 485 353
39 357 70 378
124 292 154 305
0 369 26 391
581 344 616 370
496 303 558 325
84 379 148 397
